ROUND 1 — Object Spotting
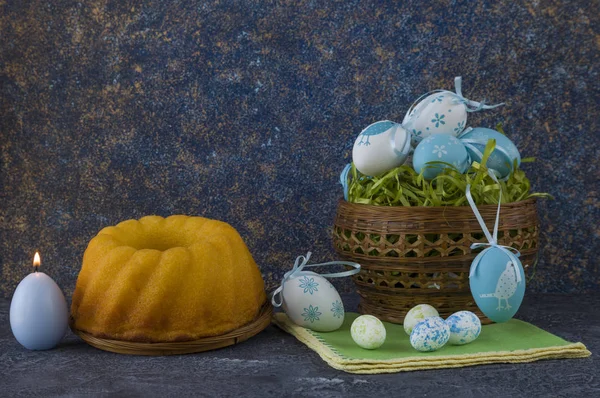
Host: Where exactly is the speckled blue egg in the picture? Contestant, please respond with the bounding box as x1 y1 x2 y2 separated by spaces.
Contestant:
470 247 526 323
409 316 450 352
445 311 481 345
459 127 520 178
413 134 470 179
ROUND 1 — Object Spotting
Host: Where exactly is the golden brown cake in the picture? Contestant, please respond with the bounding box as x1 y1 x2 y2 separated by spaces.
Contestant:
70 215 266 342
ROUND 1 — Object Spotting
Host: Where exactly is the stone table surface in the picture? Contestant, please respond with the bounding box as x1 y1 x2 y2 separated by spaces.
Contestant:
0 293 598 397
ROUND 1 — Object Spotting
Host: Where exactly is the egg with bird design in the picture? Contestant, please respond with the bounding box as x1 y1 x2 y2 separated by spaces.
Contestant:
352 120 411 176
469 247 526 323
459 127 520 178
413 134 470 180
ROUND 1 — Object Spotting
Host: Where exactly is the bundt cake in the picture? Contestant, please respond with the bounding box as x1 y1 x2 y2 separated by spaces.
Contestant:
71 215 267 343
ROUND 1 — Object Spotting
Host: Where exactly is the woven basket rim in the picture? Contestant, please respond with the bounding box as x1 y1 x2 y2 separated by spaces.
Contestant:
338 197 537 211
71 301 273 356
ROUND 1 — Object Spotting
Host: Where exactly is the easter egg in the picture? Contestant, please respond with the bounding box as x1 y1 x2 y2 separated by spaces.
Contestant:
413 134 470 180
409 316 450 352
352 120 411 176
470 247 526 323
281 272 345 332
403 91 468 145
351 315 387 349
403 304 439 335
445 311 481 345
459 127 520 178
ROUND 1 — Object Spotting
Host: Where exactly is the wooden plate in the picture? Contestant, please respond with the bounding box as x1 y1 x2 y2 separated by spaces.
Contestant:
72 303 273 356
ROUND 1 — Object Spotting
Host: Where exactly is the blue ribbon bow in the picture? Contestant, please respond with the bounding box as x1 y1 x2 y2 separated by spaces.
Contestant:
271 252 361 307
458 127 514 180
466 171 522 283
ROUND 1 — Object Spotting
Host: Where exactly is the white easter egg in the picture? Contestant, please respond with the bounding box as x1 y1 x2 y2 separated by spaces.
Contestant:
403 304 439 335
445 311 482 345
410 316 450 352
281 272 345 332
352 120 411 176
413 134 470 180
350 315 387 349
403 92 468 145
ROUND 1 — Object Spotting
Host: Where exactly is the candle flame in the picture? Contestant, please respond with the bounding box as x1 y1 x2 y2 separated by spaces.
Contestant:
33 252 41 268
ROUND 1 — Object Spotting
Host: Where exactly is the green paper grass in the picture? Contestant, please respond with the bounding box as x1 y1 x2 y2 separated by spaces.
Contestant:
347 139 553 206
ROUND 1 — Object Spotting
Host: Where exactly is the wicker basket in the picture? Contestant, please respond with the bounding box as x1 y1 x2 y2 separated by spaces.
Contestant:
332 198 539 324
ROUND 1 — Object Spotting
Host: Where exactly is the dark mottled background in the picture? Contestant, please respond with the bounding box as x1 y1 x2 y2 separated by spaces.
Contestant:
1 0 598 298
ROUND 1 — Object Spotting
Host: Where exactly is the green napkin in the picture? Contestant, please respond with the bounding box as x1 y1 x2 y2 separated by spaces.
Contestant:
272 312 591 374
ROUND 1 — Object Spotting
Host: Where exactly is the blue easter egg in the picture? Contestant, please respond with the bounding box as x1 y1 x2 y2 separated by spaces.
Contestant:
413 134 470 180
469 247 526 323
459 127 520 178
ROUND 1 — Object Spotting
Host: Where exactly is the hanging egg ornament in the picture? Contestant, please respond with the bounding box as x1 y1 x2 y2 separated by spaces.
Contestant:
271 253 360 332
403 91 468 145
413 134 470 180
403 76 504 146
281 271 346 332
470 247 526 323
445 311 481 345
352 120 411 176
459 127 521 178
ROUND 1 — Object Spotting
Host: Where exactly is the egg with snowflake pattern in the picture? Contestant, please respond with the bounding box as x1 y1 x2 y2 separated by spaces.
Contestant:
459 127 521 178
470 247 526 323
281 271 345 332
403 91 468 145
413 134 470 180
352 120 411 176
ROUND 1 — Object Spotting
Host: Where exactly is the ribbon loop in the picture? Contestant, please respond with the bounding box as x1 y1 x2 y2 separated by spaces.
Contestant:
466 172 522 284
453 76 505 112
340 163 352 201
271 253 361 307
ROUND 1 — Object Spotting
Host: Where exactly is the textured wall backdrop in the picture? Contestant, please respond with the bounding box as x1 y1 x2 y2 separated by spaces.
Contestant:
1 0 598 298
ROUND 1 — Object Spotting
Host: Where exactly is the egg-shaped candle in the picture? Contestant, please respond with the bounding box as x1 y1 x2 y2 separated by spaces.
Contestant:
10 252 69 350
